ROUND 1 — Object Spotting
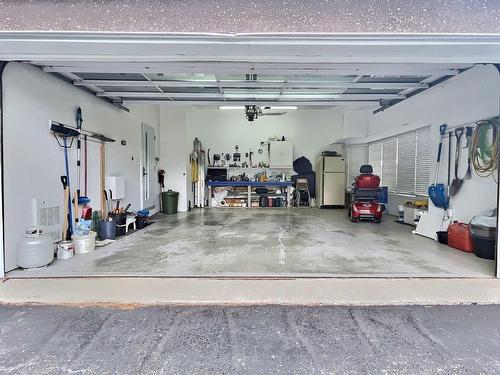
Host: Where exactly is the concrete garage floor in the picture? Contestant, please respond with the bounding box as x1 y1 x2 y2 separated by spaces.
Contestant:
1 305 500 374
8 208 495 278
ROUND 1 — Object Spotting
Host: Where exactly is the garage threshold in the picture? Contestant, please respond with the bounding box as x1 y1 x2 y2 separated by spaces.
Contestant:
1 277 500 307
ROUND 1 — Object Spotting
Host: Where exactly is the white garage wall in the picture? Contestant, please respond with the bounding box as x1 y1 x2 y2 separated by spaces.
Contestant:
2 63 159 271
158 105 189 212
186 107 345 167
366 64 500 222
184 107 346 206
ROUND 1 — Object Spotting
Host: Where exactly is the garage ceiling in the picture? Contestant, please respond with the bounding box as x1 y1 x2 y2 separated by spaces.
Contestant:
2 32 497 109
34 62 471 108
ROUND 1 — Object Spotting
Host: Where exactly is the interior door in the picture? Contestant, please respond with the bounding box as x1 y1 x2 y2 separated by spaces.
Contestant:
141 123 156 209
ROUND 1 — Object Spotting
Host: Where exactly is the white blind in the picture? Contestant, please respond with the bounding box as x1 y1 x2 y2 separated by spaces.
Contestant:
368 142 382 179
415 126 431 196
358 126 431 196
347 144 368 188
382 137 398 191
397 131 417 194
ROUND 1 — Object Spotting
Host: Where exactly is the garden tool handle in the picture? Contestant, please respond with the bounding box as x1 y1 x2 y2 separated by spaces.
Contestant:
454 128 464 178
464 126 473 148
439 124 447 136
437 143 442 163
435 124 447 164
60 175 68 189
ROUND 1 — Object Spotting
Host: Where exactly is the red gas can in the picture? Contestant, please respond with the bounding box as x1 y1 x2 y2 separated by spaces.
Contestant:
447 221 474 253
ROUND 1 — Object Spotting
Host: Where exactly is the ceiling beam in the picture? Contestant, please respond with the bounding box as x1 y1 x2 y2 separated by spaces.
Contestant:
42 64 461 76
97 91 403 100
74 79 428 90
121 99 381 106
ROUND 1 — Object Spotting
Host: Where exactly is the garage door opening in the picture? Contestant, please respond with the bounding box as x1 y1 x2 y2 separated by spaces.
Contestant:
0 34 498 280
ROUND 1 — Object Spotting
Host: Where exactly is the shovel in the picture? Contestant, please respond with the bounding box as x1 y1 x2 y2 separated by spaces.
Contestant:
61 176 71 241
428 124 449 209
450 127 465 197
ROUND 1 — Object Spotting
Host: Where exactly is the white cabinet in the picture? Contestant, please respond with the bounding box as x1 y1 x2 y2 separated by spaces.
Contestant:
269 141 293 168
106 176 125 200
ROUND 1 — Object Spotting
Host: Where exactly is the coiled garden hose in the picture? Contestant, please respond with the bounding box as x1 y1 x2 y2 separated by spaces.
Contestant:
471 119 498 179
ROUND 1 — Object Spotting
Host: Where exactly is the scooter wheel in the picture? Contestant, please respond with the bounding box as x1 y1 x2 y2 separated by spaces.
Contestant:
351 217 358 223
374 218 382 224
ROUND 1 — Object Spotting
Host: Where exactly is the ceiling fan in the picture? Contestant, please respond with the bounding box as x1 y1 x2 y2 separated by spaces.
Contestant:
245 105 287 121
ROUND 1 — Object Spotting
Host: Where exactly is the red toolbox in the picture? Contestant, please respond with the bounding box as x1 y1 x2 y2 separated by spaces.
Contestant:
447 221 474 253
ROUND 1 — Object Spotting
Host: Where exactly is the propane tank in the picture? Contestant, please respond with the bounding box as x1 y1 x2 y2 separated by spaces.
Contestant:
16 227 54 269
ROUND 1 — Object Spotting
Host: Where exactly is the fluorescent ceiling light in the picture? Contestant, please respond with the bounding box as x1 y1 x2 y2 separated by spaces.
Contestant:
267 106 298 110
219 106 245 110
219 105 298 110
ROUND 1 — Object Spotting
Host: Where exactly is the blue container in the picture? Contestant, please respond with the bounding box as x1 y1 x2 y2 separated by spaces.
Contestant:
378 186 388 204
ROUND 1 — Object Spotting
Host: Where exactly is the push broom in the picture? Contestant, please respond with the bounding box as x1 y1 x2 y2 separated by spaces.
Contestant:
50 121 80 239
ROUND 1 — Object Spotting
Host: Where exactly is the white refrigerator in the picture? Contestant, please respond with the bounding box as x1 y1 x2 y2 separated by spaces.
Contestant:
316 156 346 207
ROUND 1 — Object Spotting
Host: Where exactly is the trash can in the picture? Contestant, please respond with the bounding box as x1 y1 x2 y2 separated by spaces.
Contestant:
161 190 179 214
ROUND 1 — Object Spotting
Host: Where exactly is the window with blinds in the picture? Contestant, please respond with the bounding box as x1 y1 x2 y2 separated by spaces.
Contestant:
346 144 368 188
397 131 417 194
361 126 431 196
368 142 382 180
415 126 431 196
382 137 397 191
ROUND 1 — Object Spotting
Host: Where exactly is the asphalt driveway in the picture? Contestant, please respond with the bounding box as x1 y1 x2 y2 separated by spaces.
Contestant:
1 304 499 374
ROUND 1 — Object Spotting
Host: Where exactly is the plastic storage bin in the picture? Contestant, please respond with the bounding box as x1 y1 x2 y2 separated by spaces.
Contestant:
377 186 388 204
447 221 474 253
470 209 497 260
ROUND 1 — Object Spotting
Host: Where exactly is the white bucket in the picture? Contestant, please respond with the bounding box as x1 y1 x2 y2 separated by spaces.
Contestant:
57 240 74 260
73 231 97 255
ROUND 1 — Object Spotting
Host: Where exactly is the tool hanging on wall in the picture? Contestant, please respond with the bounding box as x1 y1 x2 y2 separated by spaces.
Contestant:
51 119 115 220
472 119 499 179
60 176 70 241
51 122 80 238
74 191 79 225
428 124 449 209
76 107 90 205
84 134 88 196
100 142 106 219
450 127 465 197
80 133 92 220
447 131 452 201
213 153 221 166
233 145 241 162
450 126 474 197
464 126 473 180
158 169 166 192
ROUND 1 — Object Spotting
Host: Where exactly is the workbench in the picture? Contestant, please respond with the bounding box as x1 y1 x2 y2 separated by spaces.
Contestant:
206 181 294 208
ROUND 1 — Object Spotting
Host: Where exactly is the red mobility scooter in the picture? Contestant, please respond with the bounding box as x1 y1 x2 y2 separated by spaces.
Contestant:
350 165 383 223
